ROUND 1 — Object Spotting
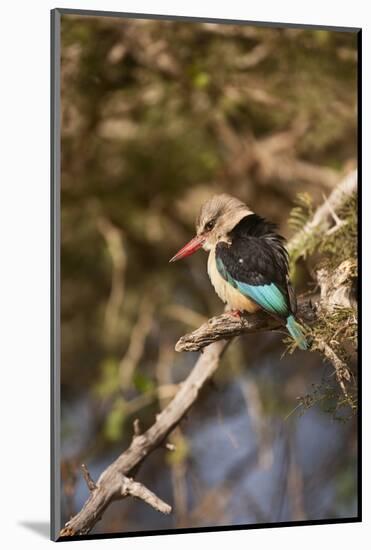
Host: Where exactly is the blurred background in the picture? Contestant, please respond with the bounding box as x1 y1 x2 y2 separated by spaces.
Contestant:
60 14 358 534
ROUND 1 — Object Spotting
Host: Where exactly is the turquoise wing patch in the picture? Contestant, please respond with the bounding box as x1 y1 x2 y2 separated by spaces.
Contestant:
235 281 289 316
216 255 288 316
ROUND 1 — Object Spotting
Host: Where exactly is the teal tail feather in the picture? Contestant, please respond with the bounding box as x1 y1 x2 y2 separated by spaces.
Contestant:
286 314 308 350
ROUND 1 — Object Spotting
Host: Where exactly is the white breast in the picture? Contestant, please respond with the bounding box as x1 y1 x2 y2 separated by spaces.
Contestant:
207 248 259 313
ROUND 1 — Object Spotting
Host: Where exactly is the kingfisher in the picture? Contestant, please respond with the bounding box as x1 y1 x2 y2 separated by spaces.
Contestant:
170 193 308 350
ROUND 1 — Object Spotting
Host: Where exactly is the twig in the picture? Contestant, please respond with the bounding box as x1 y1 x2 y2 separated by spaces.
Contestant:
133 418 141 437
60 340 229 536
322 191 347 235
121 476 172 514
81 464 97 493
317 340 353 405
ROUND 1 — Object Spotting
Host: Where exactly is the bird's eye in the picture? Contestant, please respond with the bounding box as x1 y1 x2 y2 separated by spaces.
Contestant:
205 220 215 232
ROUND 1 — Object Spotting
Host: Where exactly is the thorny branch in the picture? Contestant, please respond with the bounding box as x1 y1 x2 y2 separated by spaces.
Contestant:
60 171 357 538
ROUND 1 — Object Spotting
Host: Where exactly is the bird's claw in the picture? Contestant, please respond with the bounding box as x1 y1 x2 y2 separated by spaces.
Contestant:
228 309 243 319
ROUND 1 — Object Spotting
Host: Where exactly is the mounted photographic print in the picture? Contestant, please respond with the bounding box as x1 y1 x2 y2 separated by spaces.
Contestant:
51 8 361 542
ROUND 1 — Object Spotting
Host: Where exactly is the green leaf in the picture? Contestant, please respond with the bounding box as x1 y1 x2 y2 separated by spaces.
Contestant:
288 192 313 232
133 372 155 393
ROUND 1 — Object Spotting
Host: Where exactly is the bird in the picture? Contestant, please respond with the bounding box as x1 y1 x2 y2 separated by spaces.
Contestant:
169 193 308 350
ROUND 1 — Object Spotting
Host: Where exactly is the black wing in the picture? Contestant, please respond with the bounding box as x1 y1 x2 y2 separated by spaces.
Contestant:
216 214 297 315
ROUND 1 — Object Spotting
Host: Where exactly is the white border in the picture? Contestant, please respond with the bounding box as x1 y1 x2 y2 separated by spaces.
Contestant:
0 1 368 548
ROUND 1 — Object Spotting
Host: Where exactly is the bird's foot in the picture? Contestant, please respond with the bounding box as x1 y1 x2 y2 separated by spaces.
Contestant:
228 309 243 319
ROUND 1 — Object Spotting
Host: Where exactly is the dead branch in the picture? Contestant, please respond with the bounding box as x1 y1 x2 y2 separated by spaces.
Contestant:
175 262 357 354
60 340 229 537
317 259 357 313
81 464 97 493
175 299 316 352
121 476 172 514
315 259 357 403
133 418 141 436
60 171 357 537
175 257 357 353
316 340 353 403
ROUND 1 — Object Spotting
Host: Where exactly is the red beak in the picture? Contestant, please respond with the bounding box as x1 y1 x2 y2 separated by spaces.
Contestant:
169 235 205 262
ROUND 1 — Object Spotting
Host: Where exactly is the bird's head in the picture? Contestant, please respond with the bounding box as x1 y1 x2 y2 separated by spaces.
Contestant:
169 193 252 262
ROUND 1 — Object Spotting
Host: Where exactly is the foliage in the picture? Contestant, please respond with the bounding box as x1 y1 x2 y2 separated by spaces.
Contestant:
287 191 358 416
288 192 314 234
294 381 355 421
318 194 358 269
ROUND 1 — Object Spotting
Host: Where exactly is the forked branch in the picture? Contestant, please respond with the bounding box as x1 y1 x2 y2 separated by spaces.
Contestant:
60 170 357 538
60 340 228 537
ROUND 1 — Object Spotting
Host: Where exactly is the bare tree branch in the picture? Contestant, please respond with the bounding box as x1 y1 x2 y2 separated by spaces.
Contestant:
121 476 172 514
317 259 357 313
175 258 357 353
176 171 357 353
175 269 357 354
175 300 316 352
81 463 97 493
60 340 229 537
316 339 353 404
60 170 357 537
